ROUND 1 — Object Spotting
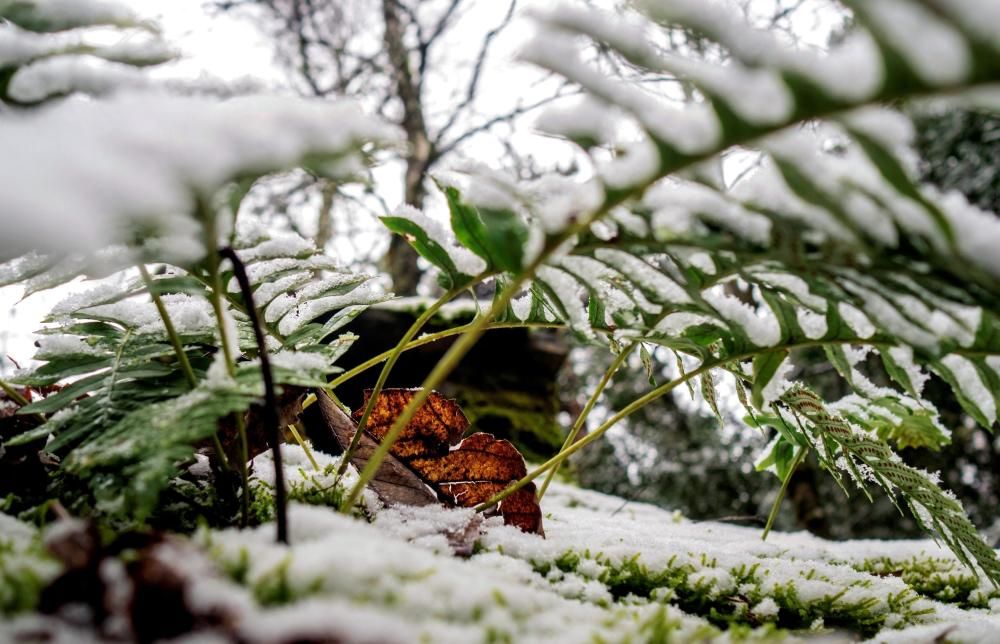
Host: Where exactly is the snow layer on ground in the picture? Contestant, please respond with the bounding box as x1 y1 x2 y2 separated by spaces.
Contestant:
2 446 999 642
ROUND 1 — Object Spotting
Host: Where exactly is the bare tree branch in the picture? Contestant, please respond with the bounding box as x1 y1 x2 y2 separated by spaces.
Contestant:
432 0 517 147
434 85 578 161
290 0 326 96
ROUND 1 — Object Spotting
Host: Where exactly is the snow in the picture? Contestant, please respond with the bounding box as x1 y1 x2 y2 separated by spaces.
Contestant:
79 293 216 336
274 283 389 336
938 190 1000 281
533 96 618 147
646 180 771 246
536 266 590 335
704 291 781 347
4 463 1000 642
33 333 103 358
48 278 132 316
937 355 996 426
522 28 720 156
0 93 400 264
527 176 604 235
8 55 149 102
839 303 877 339
437 163 522 214
796 308 828 340
654 312 720 336
0 0 141 31
761 357 794 404
636 0 884 101
598 138 661 190
752 271 826 310
864 0 971 86
593 248 691 305
932 0 1000 44
0 23 75 66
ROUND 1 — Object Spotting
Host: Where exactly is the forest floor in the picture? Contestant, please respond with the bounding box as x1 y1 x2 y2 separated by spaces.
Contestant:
2 444 999 643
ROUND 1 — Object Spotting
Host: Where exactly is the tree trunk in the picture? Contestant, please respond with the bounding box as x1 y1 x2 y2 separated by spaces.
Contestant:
381 0 431 296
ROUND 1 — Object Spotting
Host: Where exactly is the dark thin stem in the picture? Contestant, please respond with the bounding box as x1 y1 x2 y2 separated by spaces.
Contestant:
220 247 288 544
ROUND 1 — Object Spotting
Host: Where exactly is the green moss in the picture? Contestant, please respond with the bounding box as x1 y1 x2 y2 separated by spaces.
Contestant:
851 556 990 608
516 546 936 639
247 463 357 524
0 528 57 616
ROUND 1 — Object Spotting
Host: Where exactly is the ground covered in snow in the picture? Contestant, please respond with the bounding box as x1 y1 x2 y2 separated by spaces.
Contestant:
3 445 1000 643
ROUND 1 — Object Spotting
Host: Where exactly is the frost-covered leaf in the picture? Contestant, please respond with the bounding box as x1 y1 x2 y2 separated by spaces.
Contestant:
751 350 788 410
783 387 1000 584
441 184 528 273
0 95 400 264
381 204 481 289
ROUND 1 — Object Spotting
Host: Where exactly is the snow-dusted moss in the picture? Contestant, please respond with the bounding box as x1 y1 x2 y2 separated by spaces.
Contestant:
190 469 1000 642
245 443 375 525
5 448 997 641
0 514 59 615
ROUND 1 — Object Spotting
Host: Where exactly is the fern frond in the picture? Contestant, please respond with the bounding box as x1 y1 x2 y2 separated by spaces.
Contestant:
382 0 1000 581
781 386 1000 584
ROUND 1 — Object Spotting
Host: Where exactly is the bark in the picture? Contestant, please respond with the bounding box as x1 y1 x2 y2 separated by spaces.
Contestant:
381 0 430 295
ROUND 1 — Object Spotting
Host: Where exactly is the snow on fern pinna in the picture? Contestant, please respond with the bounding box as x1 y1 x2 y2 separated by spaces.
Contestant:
0 94 399 263
379 0 1000 586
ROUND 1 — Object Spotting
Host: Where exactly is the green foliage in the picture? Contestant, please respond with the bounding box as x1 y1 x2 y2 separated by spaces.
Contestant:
518 544 933 637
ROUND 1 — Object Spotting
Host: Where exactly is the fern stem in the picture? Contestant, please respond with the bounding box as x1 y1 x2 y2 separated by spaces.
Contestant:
200 202 250 523
537 345 633 500
288 422 319 471
335 285 467 482
138 264 198 388
235 414 248 524
0 378 30 407
340 269 539 511
762 447 806 541
221 247 288 544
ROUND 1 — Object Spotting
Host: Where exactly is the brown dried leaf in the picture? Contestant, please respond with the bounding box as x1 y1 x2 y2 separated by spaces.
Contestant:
356 389 543 536
354 387 468 458
302 390 438 507
408 432 527 484
440 482 544 536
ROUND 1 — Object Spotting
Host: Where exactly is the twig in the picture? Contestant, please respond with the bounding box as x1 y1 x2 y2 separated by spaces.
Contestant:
221 247 289 544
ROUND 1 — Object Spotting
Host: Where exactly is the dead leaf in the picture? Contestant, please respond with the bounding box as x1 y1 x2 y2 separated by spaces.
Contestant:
355 387 468 458
215 385 308 465
302 390 438 507
305 388 544 536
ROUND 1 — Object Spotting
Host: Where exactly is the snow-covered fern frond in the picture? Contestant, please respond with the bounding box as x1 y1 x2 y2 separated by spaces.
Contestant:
0 0 403 522
5 224 384 521
0 0 175 105
382 0 1000 581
